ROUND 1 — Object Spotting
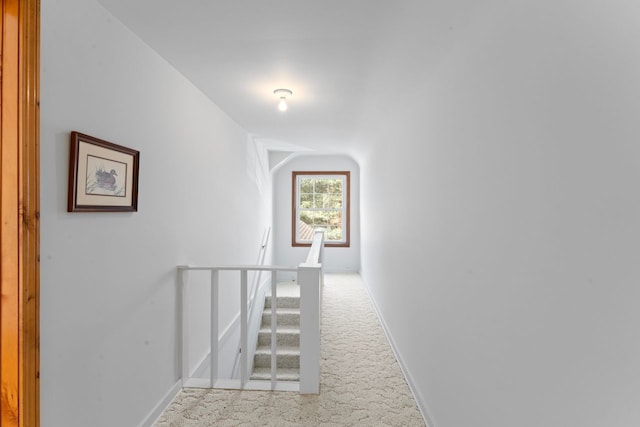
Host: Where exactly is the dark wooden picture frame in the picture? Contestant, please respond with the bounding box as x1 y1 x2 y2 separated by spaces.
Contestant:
68 131 140 212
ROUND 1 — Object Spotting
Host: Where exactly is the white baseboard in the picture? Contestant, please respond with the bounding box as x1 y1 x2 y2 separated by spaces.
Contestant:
360 278 437 427
137 380 182 427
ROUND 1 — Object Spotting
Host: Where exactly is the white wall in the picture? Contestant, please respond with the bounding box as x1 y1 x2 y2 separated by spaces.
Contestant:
356 1 640 427
272 154 360 274
40 1 269 426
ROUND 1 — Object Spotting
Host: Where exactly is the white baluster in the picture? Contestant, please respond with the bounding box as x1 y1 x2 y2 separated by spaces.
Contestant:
271 270 278 388
240 269 248 386
179 267 190 385
210 269 219 388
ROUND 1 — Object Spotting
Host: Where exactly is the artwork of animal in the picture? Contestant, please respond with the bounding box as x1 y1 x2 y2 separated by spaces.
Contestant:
96 169 118 190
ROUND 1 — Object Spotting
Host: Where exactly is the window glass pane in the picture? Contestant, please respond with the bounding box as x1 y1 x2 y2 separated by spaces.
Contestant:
299 210 314 226
329 194 342 208
300 179 314 193
318 193 330 208
313 194 324 209
328 179 342 193
314 179 329 194
300 193 313 208
328 211 342 227
327 226 343 241
313 211 330 226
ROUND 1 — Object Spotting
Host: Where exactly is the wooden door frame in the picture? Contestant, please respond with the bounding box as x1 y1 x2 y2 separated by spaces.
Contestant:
1 0 40 426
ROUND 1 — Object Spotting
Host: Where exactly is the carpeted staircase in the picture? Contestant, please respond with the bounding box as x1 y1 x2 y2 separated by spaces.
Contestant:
250 289 301 382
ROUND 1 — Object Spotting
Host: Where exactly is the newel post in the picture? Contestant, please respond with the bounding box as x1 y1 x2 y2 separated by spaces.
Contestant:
298 264 321 394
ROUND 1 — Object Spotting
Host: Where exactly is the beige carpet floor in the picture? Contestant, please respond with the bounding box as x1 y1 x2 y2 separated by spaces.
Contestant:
154 273 425 426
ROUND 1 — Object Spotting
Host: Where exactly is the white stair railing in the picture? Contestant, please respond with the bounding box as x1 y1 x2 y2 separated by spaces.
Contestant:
177 230 324 394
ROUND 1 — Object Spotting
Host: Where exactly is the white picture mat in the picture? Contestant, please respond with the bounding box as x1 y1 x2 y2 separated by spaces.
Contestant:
75 141 134 207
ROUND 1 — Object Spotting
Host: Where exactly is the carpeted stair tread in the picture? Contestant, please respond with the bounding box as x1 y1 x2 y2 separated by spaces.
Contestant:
255 345 300 354
258 328 300 347
261 308 300 315
253 346 300 369
261 308 300 327
264 296 300 309
258 326 300 333
250 368 300 382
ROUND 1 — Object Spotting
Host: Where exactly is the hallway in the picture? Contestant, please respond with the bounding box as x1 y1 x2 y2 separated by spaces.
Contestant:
154 274 425 426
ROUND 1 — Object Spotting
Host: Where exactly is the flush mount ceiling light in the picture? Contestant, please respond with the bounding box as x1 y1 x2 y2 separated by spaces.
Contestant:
273 88 293 112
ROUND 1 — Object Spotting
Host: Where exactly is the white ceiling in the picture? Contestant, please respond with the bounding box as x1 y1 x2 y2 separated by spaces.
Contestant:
95 1 492 153
96 0 407 152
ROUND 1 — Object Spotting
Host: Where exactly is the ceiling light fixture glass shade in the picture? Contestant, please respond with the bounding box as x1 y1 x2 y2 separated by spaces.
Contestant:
273 88 293 112
278 98 288 112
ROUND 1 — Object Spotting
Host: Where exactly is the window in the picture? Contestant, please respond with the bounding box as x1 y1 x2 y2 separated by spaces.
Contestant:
292 171 350 247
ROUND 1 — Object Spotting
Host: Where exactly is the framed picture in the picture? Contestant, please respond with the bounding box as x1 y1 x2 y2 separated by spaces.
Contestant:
68 131 140 212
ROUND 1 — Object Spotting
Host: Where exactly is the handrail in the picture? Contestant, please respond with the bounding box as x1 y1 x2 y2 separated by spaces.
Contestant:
177 230 325 394
249 227 271 313
303 231 324 266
